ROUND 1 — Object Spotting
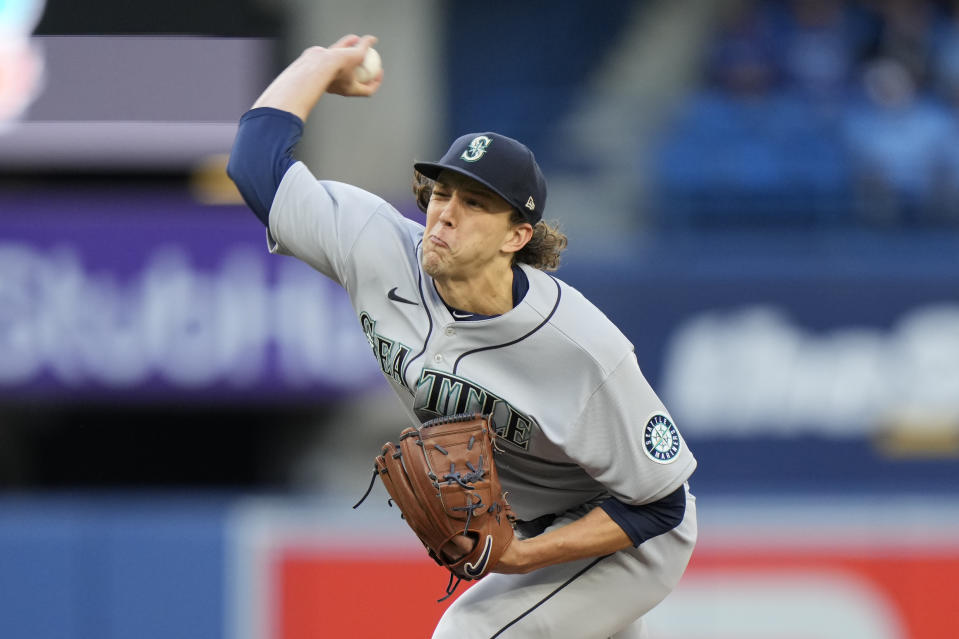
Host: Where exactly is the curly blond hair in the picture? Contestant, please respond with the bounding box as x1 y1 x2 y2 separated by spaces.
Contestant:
412 170 568 271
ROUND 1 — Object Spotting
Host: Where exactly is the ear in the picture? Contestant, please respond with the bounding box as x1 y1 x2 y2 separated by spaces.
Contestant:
501 222 533 255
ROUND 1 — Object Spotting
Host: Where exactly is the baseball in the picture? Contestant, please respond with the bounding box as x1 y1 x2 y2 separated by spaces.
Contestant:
354 47 381 84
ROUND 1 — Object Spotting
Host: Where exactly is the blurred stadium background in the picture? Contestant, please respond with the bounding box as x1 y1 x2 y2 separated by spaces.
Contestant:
2 0 958 637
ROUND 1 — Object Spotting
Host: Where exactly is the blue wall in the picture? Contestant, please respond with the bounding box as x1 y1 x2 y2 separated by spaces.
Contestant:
0 497 228 639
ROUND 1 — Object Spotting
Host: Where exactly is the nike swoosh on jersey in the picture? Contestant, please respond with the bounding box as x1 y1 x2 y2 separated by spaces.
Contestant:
451 310 473 319
387 287 418 305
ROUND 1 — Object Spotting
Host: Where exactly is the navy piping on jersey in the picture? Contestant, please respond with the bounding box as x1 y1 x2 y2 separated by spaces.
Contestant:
226 107 303 226
489 555 610 638
452 275 561 374
402 239 433 394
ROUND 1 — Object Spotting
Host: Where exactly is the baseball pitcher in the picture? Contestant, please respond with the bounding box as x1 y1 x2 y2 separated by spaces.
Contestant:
227 34 698 639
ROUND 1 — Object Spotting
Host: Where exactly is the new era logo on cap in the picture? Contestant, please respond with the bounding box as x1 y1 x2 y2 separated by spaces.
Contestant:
413 132 548 224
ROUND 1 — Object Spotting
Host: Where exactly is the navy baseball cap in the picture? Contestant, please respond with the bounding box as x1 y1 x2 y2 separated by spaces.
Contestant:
414 132 547 224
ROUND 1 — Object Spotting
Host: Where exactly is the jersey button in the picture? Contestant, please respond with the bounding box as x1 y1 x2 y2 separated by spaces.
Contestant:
445 327 456 336
433 354 443 363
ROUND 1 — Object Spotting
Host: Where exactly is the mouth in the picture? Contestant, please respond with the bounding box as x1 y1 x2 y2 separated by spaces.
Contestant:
428 234 450 250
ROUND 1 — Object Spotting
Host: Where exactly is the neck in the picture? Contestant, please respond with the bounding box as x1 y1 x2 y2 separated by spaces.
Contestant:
434 265 515 316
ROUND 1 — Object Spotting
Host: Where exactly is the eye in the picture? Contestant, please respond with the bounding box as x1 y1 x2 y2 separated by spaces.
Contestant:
431 189 450 200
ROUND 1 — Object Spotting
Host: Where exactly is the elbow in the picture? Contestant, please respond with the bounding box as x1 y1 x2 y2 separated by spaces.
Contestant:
226 108 301 226
225 151 246 188
601 486 687 547
225 148 273 227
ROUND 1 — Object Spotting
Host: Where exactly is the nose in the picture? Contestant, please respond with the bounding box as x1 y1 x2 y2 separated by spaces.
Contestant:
436 193 459 226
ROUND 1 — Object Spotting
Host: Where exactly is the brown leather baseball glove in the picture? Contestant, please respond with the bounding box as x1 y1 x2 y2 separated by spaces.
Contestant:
360 413 515 599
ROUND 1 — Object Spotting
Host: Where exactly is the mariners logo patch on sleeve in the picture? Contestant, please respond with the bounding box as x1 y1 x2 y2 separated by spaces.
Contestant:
643 412 681 463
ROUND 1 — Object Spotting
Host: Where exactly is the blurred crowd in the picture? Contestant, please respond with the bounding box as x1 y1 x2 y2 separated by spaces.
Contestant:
652 0 959 228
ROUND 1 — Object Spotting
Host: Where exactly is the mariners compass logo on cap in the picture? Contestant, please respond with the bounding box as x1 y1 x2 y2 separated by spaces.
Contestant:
413 131 548 224
460 135 492 162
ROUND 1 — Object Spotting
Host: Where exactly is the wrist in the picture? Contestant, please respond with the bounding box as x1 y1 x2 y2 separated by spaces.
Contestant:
495 537 537 574
296 48 344 85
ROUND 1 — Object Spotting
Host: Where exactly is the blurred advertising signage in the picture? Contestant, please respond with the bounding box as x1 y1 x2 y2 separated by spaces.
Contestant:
644 548 956 639
264 552 950 639
0 0 45 126
229 499 959 639
0 194 382 400
661 303 959 438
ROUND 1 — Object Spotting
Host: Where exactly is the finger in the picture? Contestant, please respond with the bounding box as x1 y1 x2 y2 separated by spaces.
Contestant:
352 76 383 97
357 34 378 50
363 68 385 91
330 33 360 49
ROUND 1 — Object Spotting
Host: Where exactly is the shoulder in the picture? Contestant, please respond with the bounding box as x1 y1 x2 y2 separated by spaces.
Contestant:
523 267 633 373
276 162 393 212
267 161 424 274
281 162 424 233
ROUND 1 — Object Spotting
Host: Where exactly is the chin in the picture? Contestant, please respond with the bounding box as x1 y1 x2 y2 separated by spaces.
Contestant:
421 253 444 278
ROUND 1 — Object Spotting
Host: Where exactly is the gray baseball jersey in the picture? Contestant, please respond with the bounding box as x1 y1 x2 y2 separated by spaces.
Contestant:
268 160 698 637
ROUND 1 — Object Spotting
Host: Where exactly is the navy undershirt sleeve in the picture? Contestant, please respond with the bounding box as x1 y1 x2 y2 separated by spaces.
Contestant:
226 107 304 226
599 484 686 547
